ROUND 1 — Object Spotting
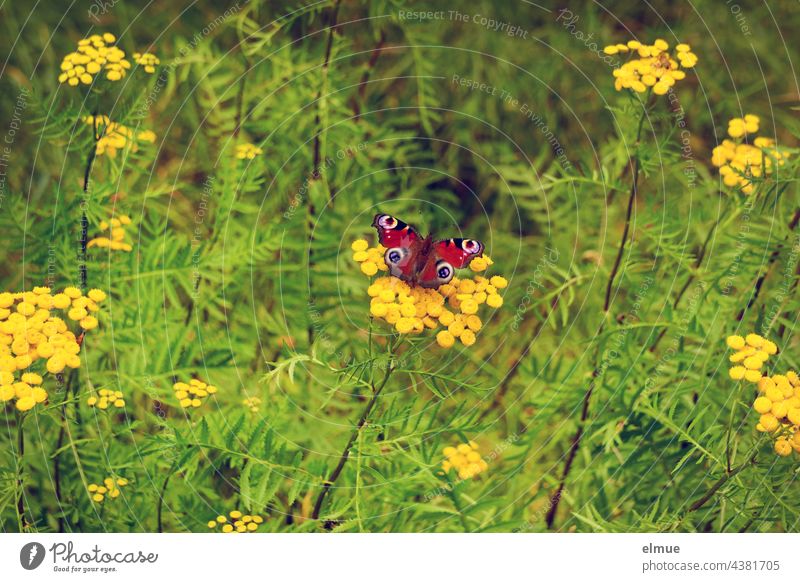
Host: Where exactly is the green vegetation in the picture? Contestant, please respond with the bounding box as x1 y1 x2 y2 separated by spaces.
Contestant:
1 1 799 533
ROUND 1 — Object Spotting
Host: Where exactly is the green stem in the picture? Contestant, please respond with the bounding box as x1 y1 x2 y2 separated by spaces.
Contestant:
354 426 364 532
547 96 651 529
16 411 25 532
446 477 470 532
157 457 179 533
311 337 397 523
688 446 758 513
725 380 746 472
80 112 100 291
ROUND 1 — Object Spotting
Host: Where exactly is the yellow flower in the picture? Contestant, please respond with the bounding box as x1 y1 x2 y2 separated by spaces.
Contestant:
441 440 488 480
88 476 128 502
726 333 773 384
88 211 134 251
58 33 136 86
208 510 265 532
132 51 160 73
87 388 125 410
352 240 505 348
436 331 455 348
174 377 217 409
15 396 36 411
83 116 156 159
0 286 105 413
606 39 696 94
730 334 800 457
712 115 791 195
235 143 263 160
243 396 261 413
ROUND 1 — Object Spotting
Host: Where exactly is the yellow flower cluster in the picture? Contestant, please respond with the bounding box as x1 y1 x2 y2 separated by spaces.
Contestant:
235 143 262 160
87 214 134 252
207 510 265 533
58 33 131 85
351 240 389 276
727 114 760 138
726 334 800 457
604 39 696 95
133 52 160 73
87 388 125 410
88 477 128 503
0 287 106 411
726 333 777 383
442 441 489 480
173 378 218 408
243 396 261 413
752 372 800 456
711 115 791 195
84 115 156 158
0 373 47 412
351 240 506 348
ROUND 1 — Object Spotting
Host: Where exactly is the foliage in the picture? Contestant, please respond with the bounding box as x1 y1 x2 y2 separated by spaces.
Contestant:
1 0 799 533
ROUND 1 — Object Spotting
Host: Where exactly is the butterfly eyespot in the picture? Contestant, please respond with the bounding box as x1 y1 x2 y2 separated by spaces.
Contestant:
435 261 454 283
385 247 408 266
461 239 481 253
378 215 398 229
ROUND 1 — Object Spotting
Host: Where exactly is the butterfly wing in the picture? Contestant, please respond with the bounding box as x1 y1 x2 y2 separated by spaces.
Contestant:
372 214 420 247
372 214 421 281
417 238 484 289
434 238 484 268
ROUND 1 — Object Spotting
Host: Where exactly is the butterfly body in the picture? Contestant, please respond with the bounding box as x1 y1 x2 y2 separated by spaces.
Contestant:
372 214 484 289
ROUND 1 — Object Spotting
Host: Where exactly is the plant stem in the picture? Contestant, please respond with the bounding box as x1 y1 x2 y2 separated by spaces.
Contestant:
649 204 726 352
306 0 342 347
725 380 746 472
446 477 470 532
688 447 758 513
157 457 179 533
80 113 100 291
351 30 386 118
312 341 396 523
16 412 25 531
737 207 800 322
547 97 650 529
54 386 68 532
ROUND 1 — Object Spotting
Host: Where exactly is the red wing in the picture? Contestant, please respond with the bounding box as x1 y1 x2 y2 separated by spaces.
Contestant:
433 238 484 269
416 258 442 288
372 214 420 248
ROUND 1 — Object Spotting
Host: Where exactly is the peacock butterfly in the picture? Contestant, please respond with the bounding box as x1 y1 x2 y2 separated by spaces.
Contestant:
372 213 484 289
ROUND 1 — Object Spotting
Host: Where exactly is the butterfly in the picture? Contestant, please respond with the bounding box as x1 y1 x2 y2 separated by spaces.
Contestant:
372 213 484 289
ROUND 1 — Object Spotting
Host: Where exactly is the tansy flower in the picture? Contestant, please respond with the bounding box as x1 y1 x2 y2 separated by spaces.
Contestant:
208 510 265 533
441 441 489 480
604 39 696 95
132 51 160 73
727 335 800 458
351 239 506 349
58 33 131 85
88 477 128 503
173 377 218 409
235 143 262 160
726 333 776 384
84 115 156 158
87 213 134 252
243 396 261 413
711 114 791 195
0 287 106 412
751 370 800 455
87 388 125 409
